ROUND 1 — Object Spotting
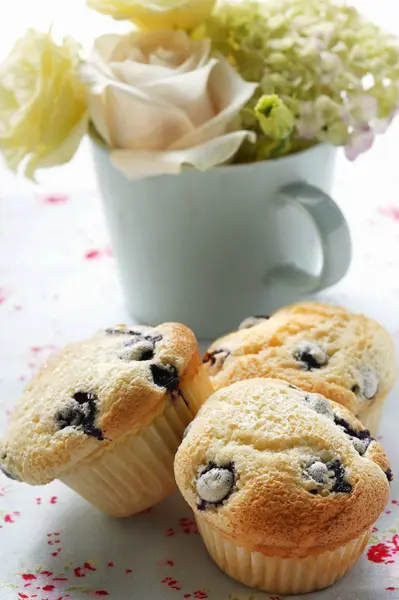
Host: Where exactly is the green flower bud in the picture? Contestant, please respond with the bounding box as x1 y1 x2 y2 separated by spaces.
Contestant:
255 94 295 139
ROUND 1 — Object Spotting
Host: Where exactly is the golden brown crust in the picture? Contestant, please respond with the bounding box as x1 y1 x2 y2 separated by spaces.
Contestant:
174 379 391 558
204 302 397 421
1 322 203 484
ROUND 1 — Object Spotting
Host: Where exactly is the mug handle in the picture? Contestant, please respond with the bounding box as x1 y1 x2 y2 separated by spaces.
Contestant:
269 182 352 293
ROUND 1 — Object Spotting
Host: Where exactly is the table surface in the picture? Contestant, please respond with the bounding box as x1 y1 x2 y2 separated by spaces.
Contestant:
1 84 399 600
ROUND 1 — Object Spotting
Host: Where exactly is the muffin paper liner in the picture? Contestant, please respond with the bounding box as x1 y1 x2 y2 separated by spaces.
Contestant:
196 517 371 594
60 365 211 517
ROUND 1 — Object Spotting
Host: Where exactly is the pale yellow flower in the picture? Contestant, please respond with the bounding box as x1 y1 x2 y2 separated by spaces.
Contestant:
87 0 216 30
0 30 88 179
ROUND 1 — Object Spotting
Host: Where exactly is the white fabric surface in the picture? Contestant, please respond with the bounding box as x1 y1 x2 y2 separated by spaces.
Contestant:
1 128 399 599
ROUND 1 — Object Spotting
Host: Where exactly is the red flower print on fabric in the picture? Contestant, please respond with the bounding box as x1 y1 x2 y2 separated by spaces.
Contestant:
180 517 198 535
368 534 399 565
46 532 63 558
159 560 174 567
0 287 8 305
379 206 399 222
42 194 69 204
193 591 208 599
1 511 21 526
162 577 181 590
16 562 111 599
368 543 393 564
85 248 112 260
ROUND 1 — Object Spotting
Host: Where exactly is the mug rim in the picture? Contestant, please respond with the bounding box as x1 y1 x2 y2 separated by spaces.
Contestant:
88 124 332 174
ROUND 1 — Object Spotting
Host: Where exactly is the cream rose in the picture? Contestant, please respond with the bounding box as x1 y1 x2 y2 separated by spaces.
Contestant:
80 30 257 178
86 0 216 30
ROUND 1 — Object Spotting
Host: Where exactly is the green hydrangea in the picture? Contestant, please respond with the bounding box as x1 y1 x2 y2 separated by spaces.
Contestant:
198 0 399 161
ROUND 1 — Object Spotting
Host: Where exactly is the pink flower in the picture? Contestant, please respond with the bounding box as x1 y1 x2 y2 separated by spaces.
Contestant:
345 125 374 161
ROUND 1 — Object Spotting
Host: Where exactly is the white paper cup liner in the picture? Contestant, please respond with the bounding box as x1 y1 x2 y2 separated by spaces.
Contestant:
196 516 371 594
61 393 192 517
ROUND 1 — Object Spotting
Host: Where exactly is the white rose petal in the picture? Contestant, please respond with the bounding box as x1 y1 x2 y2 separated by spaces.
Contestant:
141 60 217 126
80 30 257 179
170 57 257 150
93 32 211 85
105 83 194 150
111 130 256 179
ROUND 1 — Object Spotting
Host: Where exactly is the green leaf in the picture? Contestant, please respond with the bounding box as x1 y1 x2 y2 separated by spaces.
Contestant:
66 585 89 592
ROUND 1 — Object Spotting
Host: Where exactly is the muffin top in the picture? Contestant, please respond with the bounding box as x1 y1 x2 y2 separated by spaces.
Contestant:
174 378 391 557
1 323 200 485
204 302 397 419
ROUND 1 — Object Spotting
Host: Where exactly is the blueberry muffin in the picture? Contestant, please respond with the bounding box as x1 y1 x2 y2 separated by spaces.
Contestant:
175 379 392 594
204 302 397 434
0 323 213 517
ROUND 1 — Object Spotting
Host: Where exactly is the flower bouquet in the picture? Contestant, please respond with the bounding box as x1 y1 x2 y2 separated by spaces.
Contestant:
1 0 399 180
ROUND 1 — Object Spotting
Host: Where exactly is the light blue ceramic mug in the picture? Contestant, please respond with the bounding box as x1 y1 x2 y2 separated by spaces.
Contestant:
92 142 351 338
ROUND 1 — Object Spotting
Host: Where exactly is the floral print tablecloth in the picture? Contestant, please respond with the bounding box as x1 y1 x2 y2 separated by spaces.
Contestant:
1 140 399 600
